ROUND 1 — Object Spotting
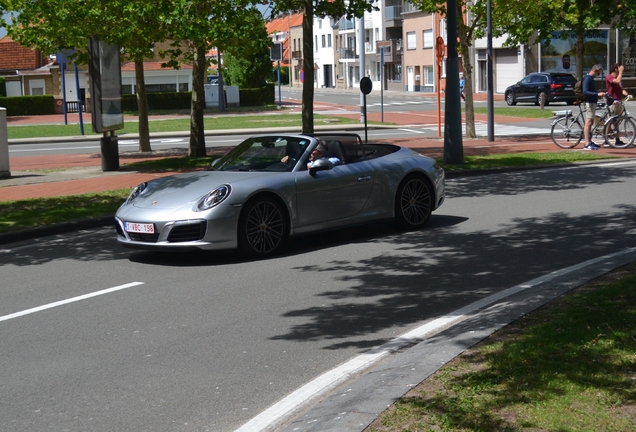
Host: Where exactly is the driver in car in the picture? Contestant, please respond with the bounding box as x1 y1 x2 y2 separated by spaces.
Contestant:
306 142 340 169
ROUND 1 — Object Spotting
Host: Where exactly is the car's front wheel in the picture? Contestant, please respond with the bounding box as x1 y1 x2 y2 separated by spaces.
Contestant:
505 92 516 106
238 196 287 257
394 174 433 230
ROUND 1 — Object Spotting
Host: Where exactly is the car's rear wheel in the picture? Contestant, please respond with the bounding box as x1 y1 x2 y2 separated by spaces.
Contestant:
505 92 516 106
238 196 287 257
395 174 433 230
536 91 549 106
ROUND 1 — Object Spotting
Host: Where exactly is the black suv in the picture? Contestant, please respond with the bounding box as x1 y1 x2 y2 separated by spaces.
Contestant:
504 72 577 106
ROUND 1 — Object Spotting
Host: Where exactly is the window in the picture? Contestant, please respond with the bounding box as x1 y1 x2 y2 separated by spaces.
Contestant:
440 20 447 45
407 31 416 50
29 79 45 95
318 18 322 29
423 30 433 48
315 35 318 52
328 34 332 47
322 35 326 48
424 66 434 85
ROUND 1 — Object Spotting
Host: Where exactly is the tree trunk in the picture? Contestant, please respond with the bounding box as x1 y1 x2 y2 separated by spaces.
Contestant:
457 11 476 138
301 0 314 135
135 59 152 152
189 44 207 157
575 27 585 80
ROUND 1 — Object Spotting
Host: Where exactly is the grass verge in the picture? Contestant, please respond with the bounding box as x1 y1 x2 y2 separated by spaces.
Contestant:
472 107 558 119
367 261 636 431
0 190 130 233
437 152 618 171
7 113 365 139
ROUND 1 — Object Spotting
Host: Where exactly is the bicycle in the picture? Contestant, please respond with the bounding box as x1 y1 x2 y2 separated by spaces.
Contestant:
603 96 636 148
550 101 611 149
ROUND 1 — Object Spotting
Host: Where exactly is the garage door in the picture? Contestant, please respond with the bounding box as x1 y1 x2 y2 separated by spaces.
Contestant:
495 49 519 93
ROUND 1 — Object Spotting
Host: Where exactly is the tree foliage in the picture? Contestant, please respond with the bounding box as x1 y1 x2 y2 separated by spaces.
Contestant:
222 12 273 88
1 0 172 152
161 0 260 156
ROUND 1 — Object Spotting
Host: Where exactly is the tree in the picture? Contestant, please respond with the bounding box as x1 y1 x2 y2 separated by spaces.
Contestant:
223 15 272 88
267 0 374 134
1 0 171 152
163 0 260 156
408 0 488 139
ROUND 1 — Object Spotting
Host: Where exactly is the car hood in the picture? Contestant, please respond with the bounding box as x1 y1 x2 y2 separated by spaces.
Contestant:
131 170 270 209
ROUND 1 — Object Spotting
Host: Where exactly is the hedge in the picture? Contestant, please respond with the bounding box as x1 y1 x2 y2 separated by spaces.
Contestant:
0 77 6 97
0 85 274 116
0 95 55 116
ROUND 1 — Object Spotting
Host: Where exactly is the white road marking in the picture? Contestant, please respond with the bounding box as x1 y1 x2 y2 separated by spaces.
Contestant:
0 282 144 323
235 247 636 432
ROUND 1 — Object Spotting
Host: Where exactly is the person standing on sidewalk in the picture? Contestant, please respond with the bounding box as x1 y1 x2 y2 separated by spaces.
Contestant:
582 64 606 150
606 63 630 147
459 73 466 101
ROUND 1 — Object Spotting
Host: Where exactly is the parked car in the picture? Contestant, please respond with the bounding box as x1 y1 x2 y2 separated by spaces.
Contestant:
505 72 577 106
115 133 446 257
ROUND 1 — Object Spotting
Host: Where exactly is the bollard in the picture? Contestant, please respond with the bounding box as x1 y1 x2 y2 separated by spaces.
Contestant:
0 108 10 179
100 131 120 171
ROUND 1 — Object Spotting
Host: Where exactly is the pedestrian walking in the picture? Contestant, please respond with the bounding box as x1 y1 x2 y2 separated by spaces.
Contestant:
459 73 466 101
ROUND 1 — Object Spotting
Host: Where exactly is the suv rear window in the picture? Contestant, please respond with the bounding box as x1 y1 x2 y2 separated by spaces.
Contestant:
552 74 576 84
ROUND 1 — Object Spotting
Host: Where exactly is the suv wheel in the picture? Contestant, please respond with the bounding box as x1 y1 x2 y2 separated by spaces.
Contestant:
536 91 549 106
505 92 516 106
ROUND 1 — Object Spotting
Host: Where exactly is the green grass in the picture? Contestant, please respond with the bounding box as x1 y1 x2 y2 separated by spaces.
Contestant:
0 190 130 233
473 107 557 119
124 156 214 171
437 151 618 171
367 262 636 431
6 113 363 139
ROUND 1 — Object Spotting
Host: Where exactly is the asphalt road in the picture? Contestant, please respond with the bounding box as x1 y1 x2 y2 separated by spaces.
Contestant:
2 160 636 431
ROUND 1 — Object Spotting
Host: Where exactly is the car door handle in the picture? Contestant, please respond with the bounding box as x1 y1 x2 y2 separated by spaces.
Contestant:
357 176 372 182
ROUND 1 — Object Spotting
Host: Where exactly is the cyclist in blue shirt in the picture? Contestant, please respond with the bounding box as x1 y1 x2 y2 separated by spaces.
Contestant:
582 64 606 150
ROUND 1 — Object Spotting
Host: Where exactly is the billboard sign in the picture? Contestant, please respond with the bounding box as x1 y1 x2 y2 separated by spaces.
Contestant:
541 30 608 74
88 35 124 133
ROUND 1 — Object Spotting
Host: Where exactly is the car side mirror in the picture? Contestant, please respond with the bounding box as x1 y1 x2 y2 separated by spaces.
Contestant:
309 159 334 175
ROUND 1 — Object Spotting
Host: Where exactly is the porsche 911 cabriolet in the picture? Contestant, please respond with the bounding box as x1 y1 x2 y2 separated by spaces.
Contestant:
115 133 445 257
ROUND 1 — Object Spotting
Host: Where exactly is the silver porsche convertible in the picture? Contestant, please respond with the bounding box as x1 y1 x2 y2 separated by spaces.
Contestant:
115 133 445 257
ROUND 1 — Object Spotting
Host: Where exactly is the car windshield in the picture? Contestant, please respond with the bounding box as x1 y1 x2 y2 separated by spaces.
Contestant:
211 136 311 172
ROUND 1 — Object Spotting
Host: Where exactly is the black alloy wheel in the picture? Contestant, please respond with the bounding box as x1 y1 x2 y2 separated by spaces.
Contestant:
395 174 434 230
238 196 287 256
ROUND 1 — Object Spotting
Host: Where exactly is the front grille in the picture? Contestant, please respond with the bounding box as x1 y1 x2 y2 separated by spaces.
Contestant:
167 221 207 242
128 232 160 242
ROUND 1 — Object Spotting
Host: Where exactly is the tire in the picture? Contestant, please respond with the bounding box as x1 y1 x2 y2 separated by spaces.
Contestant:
505 92 516 106
536 92 548 106
238 196 287 257
394 174 434 230
604 117 636 149
551 116 583 149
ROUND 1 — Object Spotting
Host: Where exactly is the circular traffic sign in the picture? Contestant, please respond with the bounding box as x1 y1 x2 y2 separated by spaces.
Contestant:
299 69 304 83
360 77 372 95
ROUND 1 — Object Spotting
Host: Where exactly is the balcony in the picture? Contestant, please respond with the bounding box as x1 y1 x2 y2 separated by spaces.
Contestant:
339 48 358 60
337 17 355 31
385 5 403 28
376 39 403 63
365 41 376 54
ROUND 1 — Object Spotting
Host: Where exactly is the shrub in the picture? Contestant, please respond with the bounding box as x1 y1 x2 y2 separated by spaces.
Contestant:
122 92 192 112
239 85 275 107
0 95 55 116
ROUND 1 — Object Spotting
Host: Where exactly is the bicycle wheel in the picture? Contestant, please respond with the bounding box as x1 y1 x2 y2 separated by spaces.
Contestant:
551 116 583 148
604 116 636 149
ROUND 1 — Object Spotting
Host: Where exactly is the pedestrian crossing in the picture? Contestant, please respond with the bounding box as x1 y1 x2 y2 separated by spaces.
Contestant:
420 123 552 136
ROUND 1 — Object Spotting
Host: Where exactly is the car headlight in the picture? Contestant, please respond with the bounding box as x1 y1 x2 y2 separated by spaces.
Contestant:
195 185 232 211
125 182 148 204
